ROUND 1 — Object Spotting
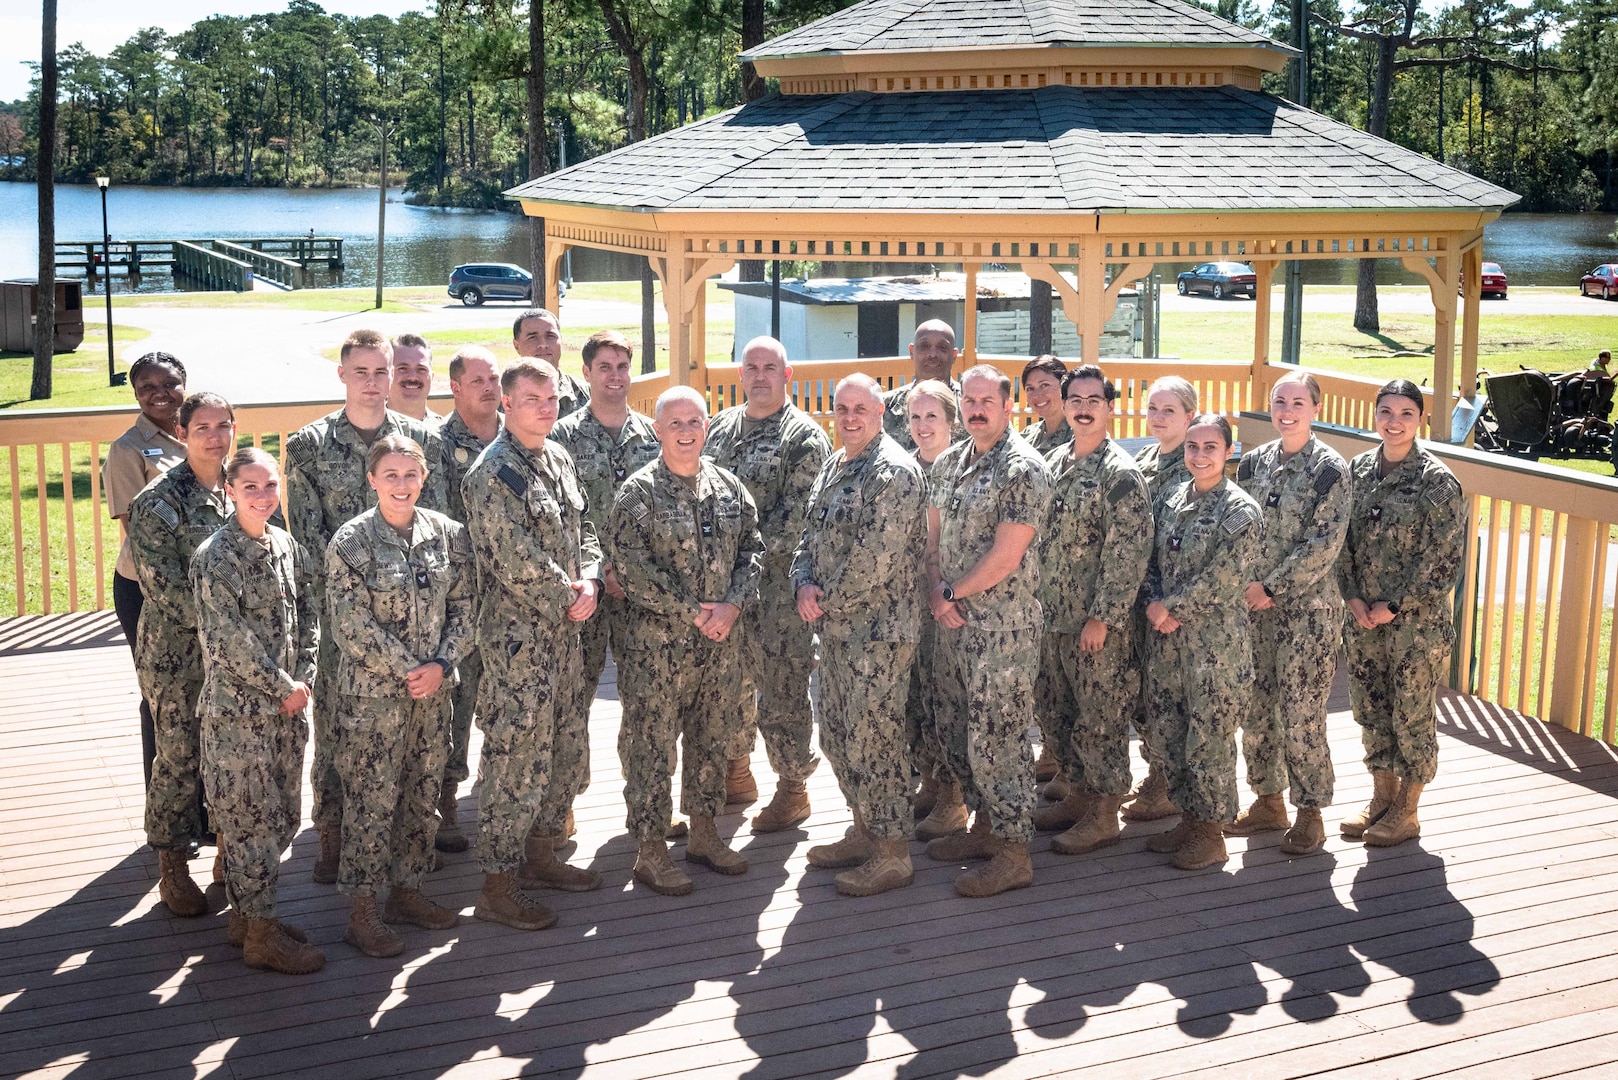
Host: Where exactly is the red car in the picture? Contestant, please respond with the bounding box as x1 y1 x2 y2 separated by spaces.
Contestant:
1581 264 1618 300
1459 261 1508 298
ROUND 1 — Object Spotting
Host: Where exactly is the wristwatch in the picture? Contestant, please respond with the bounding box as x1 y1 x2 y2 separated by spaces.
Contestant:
940 582 957 603
1385 601 1401 616
432 658 453 676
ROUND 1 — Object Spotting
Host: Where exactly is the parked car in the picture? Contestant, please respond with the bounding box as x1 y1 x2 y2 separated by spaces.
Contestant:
1175 261 1256 300
1478 262 1508 298
448 262 533 306
1581 264 1618 300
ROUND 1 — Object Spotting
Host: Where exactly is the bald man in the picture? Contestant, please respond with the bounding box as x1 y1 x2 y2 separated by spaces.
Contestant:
882 320 964 451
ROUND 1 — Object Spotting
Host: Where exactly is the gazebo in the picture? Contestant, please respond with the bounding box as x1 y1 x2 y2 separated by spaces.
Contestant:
507 0 1518 438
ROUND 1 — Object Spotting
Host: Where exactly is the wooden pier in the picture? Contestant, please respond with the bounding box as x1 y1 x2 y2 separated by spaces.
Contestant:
55 236 344 291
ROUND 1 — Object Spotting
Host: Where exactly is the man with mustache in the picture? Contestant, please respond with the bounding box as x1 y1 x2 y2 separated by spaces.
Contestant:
387 334 441 424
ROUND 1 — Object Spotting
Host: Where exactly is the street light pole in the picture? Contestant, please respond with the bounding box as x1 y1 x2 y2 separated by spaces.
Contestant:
372 115 393 310
96 175 121 386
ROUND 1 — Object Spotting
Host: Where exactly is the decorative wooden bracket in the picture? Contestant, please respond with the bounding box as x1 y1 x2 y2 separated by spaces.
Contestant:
1400 255 1457 316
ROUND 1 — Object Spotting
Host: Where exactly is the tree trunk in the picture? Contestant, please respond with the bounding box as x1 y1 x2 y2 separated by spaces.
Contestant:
32 0 58 400
741 0 766 103
642 260 656 373
1354 34 1398 335
526 0 548 300
1029 278 1052 356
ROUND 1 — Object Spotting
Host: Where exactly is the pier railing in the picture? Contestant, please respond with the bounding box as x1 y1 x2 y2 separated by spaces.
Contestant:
211 240 305 289
170 242 252 292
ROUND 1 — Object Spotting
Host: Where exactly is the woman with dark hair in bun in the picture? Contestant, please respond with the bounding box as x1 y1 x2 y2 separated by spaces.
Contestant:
1337 380 1466 848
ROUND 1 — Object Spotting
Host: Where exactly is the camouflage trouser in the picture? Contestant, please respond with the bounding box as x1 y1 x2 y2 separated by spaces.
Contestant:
1244 605 1341 808
141 651 206 850
726 591 818 782
904 621 950 783
1131 602 1167 774
818 638 916 842
311 633 344 828
474 628 572 873
1145 625 1251 824
443 646 481 788
337 694 451 896
934 623 1040 843
1344 608 1452 785
537 625 589 837
1037 625 1137 798
619 631 737 842
201 712 306 919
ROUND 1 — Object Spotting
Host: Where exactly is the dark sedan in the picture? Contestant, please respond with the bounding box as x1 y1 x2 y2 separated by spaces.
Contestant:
447 262 534 306
1581 264 1618 300
1176 261 1257 300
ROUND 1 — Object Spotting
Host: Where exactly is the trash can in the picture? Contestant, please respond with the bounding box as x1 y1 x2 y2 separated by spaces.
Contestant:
0 279 85 354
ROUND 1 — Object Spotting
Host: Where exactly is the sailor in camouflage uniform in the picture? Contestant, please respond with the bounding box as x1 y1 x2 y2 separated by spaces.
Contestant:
461 359 605 931
1018 355 1074 458
513 308 590 418
128 392 237 917
191 447 324 975
1230 372 1351 856
284 329 446 883
1338 380 1466 849
1142 413 1262 871
791 374 928 897
881 320 963 452
703 336 831 832
326 435 473 957
926 365 1053 898
431 346 503 853
1032 367 1153 856
610 386 764 896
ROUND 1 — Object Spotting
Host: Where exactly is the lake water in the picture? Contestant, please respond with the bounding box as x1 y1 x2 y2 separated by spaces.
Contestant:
0 181 1613 293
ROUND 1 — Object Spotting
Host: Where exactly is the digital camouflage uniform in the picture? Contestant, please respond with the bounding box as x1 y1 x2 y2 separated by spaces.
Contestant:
284 408 446 830
703 403 831 780
1036 439 1152 798
791 433 928 842
549 406 661 757
931 429 1053 843
1337 447 1466 785
325 506 473 897
552 369 591 420
437 409 500 790
128 462 231 851
905 449 950 786
191 520 319 920
1236 436 1352 809
609 459 763 842
882 379 963 452
462 431 601 873
1020 417 1073 457
1144 479 1262 824
1132 442 1193 773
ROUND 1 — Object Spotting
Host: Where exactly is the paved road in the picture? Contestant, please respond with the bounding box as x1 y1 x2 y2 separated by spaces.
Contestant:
1163 285 1618 317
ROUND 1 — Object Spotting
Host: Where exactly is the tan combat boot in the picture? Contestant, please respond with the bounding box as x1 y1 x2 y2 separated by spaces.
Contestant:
212 839 225 885
157 849 207 917
725 757 759 805
955 841 1033 897
345 894 405 958
474 871 558 930
686 815 748 874
1146 817 1193 854
1364 781 1424 847
925 812 1001 862
751 778 810 833
1039 775 1072 803
1122 768 1178 822
434 784 468 853
228 910 308 948
1032 783 1093 832
835 838 914 897
807 814 877 869
666 817 690 839
912 772 941 819
312 821 340 884
384 887 459 930
1340 771 1399 839
1224 793 1290 836
518 832 602 892
243 917 326 974
1034 744 1059 783
914 777 969 841
635 839 694 895
1052 794 1124 856
1280 807 1327 855
1172 820 1229 870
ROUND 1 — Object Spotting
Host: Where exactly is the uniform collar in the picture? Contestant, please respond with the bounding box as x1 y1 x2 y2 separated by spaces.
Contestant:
134 412 185 449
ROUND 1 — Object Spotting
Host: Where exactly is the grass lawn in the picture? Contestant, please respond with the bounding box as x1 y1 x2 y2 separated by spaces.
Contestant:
0 323 153 410
114 285 437 314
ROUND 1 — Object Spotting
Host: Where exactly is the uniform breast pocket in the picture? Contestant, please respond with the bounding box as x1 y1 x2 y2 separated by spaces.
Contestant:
242 573 284 612
370 566 413 622
822 489 863 524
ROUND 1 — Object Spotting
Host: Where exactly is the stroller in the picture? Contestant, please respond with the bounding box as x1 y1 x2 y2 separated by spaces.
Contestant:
1472 367 1615 461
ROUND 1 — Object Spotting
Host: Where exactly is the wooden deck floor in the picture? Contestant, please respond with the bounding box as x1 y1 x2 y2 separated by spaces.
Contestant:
4 611 1618 1080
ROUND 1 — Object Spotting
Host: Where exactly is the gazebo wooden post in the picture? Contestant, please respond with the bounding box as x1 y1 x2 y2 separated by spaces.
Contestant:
1076 237 1106 366
1432 245 1459 440
692 276 709 388
659 242 690 388
1460 243 1483 411
1251 259 1276 408
544 238 569 313
963 262 979 362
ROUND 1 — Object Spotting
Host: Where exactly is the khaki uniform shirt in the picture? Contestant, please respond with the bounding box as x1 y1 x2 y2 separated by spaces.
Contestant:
1038 438 1152 634
104 414 186 579
1236 435 1352 610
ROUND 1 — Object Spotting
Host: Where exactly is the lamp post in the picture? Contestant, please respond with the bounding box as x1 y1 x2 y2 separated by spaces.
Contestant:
370 114 395 309
95 175 121 386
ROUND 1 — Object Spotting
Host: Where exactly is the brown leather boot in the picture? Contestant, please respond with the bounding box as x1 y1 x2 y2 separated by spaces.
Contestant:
434 784 468 853
228 910 308 948
635 839 694 895
1146 817 1193 854
1052 795 1124 855
666 817 689 839
911 773 941 819
518 832 602 892
751 778 810 833
1122 769 1178 821
1280 807 1327 855
835 838 914 897
1039 775 1072 803
345 894 405 958
1034 744 1059 783
243 917 326 974
725 758 759 805
312 821 340 884
808 814 876 869
1172 820 1229 870
1364 781 1424 847
474 871 557 930
384 887 459 930
925 812 1001 862
914 777 969 841
1341 770 1399 838
1224 793 1290 836
686 815 748 874
1032 785 1093 832
157 849 207 917
955 841 1033 897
